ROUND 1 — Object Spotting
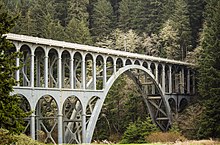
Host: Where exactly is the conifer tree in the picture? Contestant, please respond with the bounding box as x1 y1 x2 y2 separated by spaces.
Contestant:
65 17 92 44
197 0 220 138
91 0 114 41
0 6 29 134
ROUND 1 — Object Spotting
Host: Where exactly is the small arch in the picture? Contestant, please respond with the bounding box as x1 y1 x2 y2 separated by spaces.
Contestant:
48 49 59 88
178 98 188 112
73 52 83 89
168 98 176 113
143 61 148 69
35 95 58 144
106 57 114 82
116 58 123 71
134 60 140 65
165 64 170 93
62 50 71 88
96 55 104 90
158 64 163 85
85 53 94 89
150 63 156 76
125 59 132 65
20 45 32 86
63 96 82 144
35 47 45 87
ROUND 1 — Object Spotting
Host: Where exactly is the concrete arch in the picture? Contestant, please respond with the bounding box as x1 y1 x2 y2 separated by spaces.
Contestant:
105 65 164 95
85 65 171 143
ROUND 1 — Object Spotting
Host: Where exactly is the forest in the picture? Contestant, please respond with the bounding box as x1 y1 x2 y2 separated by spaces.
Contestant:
0 0 220 143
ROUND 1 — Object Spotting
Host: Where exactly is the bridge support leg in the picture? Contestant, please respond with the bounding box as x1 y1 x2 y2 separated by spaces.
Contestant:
58 114 63 144
82 109 86 143
30 113 35 140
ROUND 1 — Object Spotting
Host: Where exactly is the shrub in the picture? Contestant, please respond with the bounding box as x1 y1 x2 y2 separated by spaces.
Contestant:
0 128 43 145
146 131 186 143
120 117 159 143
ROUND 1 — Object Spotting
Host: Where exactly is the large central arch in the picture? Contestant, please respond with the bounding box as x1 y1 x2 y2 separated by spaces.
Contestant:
85 65 172 143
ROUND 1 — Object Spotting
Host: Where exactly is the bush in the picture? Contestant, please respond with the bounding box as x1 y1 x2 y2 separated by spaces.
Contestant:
0 128 43 145
120 117 159 143
146 131 186 143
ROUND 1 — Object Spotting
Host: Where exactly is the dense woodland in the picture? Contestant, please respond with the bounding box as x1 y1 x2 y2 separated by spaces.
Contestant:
0 0 220 143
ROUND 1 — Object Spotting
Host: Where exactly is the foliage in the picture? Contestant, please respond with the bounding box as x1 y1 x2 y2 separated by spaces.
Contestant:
65 18 92 44
91 0 114 41
96 28 141 53
0 6 29 134
120 117 159 143
146 131 186 143
0 128 44 145
197 0 220 139
176 103 203 139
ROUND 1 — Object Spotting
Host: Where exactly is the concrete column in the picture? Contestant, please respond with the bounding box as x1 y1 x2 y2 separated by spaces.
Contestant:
192 71 196 94
62 58 65 88
16 56 20 86
82 108 86 143
169 65 172 94
70 55 74 89
155 63 158 82
113 59 116 74
147 61 151 71
58 52 62 89
181 67 185 94
93 58 96 90
44 54 48 88
58 114 63 144
162 64 165 93
30 52 35 88
187 69 190 94
122 59 126 67
81 55 86 89
103 57 107 88
30 113 35 140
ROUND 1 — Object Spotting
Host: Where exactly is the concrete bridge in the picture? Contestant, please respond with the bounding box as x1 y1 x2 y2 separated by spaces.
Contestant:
6 33 195 144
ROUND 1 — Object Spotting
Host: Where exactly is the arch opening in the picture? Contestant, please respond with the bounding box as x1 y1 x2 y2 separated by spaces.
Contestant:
35 95 58 144
62 96 82 144
34 47 45 87
20 45 32 86
93 65 171 142
61 50 71 88
48 49 58 88
18 95 31 136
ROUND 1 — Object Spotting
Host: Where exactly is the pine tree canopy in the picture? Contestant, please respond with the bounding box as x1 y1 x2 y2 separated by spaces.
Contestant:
0 5 30 134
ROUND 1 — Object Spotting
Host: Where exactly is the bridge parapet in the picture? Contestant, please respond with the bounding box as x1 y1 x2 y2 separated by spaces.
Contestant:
5 33 196 144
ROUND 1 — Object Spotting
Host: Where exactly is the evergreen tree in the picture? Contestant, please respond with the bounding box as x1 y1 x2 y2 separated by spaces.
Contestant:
91 0 114 41
186 0 205 49
172 0 192 60
67 0 89 22
28 0 57 38
197 0 220 138
54 0 68 27
118 0 166 34
160 0 192 60
65 17 92 44
0 6 29 134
